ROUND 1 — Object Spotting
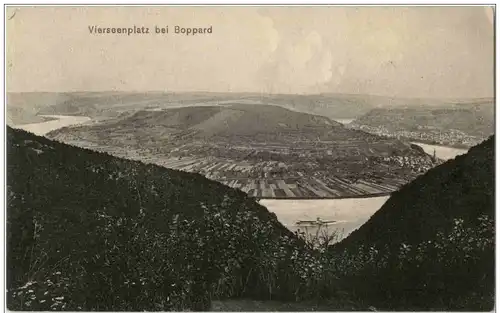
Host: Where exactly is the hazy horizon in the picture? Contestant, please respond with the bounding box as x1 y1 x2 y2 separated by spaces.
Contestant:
7 6 494 98
6 90 495 101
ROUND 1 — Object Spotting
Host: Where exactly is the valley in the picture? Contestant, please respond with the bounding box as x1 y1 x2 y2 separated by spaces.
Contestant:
7 94 476 238
12 112 466 239
45 104 439 199
6 4 495 311
7 93 494 312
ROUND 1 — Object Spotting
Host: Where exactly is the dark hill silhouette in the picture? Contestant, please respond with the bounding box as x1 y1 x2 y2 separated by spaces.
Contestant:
335 136 494 249
6 126 332 311
331 136 495 310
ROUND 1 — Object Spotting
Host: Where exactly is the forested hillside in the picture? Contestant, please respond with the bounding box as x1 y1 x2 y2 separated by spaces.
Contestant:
6 127 339 311
331 136 495 310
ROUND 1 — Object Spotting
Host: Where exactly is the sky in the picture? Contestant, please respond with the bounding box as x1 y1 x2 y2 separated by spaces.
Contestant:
6 6 494 98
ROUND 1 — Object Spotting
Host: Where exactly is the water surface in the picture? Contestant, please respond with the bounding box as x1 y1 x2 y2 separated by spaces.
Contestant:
261 196 389 239
13 115 91 136
411 142 468 160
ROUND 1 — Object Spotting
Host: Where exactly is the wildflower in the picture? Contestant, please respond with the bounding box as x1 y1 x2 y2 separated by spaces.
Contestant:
18 281 35 289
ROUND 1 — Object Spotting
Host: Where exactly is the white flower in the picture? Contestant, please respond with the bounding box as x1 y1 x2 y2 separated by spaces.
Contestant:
18 281 35 289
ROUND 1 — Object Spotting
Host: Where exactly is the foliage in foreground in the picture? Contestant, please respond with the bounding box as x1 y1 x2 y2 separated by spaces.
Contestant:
7 127 495 311
328 136 495 311
330 215 494 310
7 127 342 311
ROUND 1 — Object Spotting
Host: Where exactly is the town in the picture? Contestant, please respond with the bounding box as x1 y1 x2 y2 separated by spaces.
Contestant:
349 124 483 148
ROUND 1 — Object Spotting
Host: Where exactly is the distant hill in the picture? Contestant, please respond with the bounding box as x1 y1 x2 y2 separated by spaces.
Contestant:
10 91 491 123
350 101 494 147
89 104 344 139
7 126 331 311
331 136 495 310
6 92 73 125
26 91 382 120
47 104 438 199
247 93 470 120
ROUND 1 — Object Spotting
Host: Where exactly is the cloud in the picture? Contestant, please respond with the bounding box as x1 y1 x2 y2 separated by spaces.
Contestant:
257 30 334 93
259 6 493 98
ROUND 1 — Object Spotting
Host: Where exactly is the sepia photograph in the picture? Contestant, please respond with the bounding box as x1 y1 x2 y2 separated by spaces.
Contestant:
5 5 495 311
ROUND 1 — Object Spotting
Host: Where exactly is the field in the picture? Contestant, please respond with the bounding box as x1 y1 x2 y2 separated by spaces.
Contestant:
162 157 402 198
54 136 420 199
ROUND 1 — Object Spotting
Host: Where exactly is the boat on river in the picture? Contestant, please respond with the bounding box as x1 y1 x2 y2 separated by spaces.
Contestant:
295 217 337 227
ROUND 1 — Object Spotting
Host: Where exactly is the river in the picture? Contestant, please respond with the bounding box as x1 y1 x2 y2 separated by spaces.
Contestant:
12 115 91 136
13 114 469 240
411 142 468 161
261 197 389 239
333 118 355 125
